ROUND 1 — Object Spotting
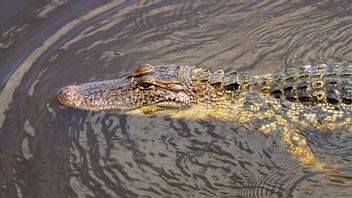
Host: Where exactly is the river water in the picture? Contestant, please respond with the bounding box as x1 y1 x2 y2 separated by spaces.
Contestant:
0 0 352 197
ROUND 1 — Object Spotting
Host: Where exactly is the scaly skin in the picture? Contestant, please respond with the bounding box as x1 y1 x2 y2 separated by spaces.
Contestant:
57 63 352 170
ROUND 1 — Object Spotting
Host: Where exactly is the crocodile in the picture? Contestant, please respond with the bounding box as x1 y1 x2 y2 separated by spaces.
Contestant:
57 63 352 170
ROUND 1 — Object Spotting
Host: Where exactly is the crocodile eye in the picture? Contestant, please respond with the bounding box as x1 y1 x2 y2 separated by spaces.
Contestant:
138 82 153 89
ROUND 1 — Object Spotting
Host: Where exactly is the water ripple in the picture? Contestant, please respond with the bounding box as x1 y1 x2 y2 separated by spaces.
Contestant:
1 0 352 197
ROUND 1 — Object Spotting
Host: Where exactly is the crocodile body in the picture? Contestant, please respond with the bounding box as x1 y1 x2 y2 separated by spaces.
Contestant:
57 63 352 169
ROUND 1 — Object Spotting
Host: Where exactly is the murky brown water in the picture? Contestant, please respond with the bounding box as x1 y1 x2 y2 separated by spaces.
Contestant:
1 0 352 197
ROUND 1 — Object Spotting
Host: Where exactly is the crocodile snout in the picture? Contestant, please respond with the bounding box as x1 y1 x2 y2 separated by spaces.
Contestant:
57 85 82 108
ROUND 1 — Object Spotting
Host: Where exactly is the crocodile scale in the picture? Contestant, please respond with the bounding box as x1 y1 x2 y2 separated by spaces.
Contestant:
191 63 352 106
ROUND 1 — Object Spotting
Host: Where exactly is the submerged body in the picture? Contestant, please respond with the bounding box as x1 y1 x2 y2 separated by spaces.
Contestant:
57 63 352 169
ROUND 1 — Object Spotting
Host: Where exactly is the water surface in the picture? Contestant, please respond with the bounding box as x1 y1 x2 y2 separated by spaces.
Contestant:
1 0 352 197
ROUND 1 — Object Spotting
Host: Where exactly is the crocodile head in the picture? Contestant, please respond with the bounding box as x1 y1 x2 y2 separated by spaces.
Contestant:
57 64 198 113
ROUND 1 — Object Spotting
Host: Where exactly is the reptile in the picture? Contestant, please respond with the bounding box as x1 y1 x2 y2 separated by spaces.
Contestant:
57 63 352 170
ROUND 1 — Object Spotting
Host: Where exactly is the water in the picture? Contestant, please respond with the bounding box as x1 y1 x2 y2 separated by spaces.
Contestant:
1 0 352 197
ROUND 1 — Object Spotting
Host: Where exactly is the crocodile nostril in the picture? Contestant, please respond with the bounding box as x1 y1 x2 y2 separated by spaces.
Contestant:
57 85 79 107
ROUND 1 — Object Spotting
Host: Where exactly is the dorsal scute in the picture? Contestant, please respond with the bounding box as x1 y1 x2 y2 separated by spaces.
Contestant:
296 65 313 79
262 72 284 97
238 72 250 88
223 71 240 91
176 66 193 88
262 63 352 105
341 80 352 104
209 70 225 89
297 80 309 90
326 88 341 104
340 64 352 78
192 67 211 82
223 71 250 92
259 74 273 93
249 76 262 89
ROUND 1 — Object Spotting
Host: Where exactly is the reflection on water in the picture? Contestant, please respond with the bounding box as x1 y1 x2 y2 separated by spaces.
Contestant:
1 0 352 197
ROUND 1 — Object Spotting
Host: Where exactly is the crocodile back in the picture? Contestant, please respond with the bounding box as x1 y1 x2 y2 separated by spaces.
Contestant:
252 63 352 106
